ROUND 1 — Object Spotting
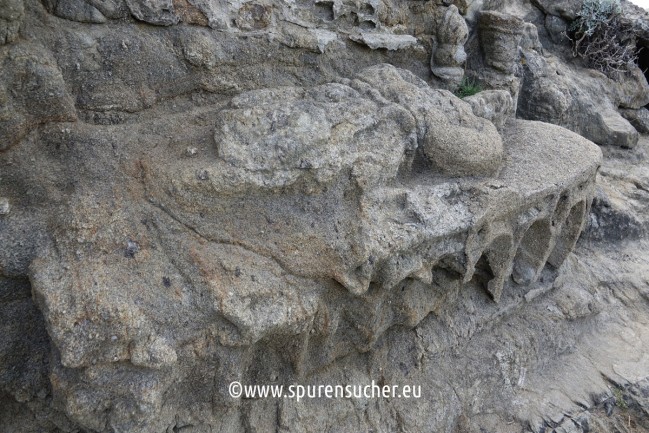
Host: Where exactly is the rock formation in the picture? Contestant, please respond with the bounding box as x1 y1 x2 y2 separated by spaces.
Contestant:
431 5 469 88
1 0 649 432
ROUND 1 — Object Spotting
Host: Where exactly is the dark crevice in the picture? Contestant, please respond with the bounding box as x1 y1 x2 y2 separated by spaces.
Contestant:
314 1 334 21
638 43 649 107
0 276 53 412
473 254 495 293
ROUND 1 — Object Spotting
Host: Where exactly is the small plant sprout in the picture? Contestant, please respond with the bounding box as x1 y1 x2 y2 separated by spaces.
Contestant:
455 76 482 98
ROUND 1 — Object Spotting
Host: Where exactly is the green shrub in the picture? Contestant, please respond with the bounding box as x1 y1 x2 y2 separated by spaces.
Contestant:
568 0 638 79
455 77 482 98
613 387 628 410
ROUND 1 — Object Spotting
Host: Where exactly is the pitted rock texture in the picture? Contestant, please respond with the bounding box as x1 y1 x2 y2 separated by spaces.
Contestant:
1 0 649 432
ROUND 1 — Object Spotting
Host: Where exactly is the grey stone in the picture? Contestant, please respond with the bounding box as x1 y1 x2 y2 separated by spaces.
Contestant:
517 49 642 149
615 64 649 109
585 185 644 242
620 107 649 134
0 0 24 45
463 0 484 23
0 198 9 215
463 89 513 129
355 64 503 177
349 32 420 50
361 63 502 176
180 31 220 69
431 5 469 88
520 21 543 52
421 113 503 177
54 0 107 23
0 42 76 152
235 2 272 31
544 14 569 45
532 0 582 20
184 0 229 28
212 81 413 193
478 11 524 74
589 109 638 149
85 0 129 19
125 0 179 25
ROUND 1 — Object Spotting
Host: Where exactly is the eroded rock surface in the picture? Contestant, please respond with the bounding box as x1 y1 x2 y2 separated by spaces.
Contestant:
1 0 648 432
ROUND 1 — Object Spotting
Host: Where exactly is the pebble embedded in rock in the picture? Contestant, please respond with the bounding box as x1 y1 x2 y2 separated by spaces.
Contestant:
125 240 139 258
0 198 9 215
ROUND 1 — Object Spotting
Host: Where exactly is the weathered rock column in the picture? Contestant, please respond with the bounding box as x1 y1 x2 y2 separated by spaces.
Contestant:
431 5 469 89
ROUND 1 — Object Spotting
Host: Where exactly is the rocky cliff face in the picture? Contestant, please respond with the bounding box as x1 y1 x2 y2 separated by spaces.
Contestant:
1 0 648 432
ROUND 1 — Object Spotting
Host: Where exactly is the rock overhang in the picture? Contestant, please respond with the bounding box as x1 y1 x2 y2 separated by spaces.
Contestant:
21 66 602 379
